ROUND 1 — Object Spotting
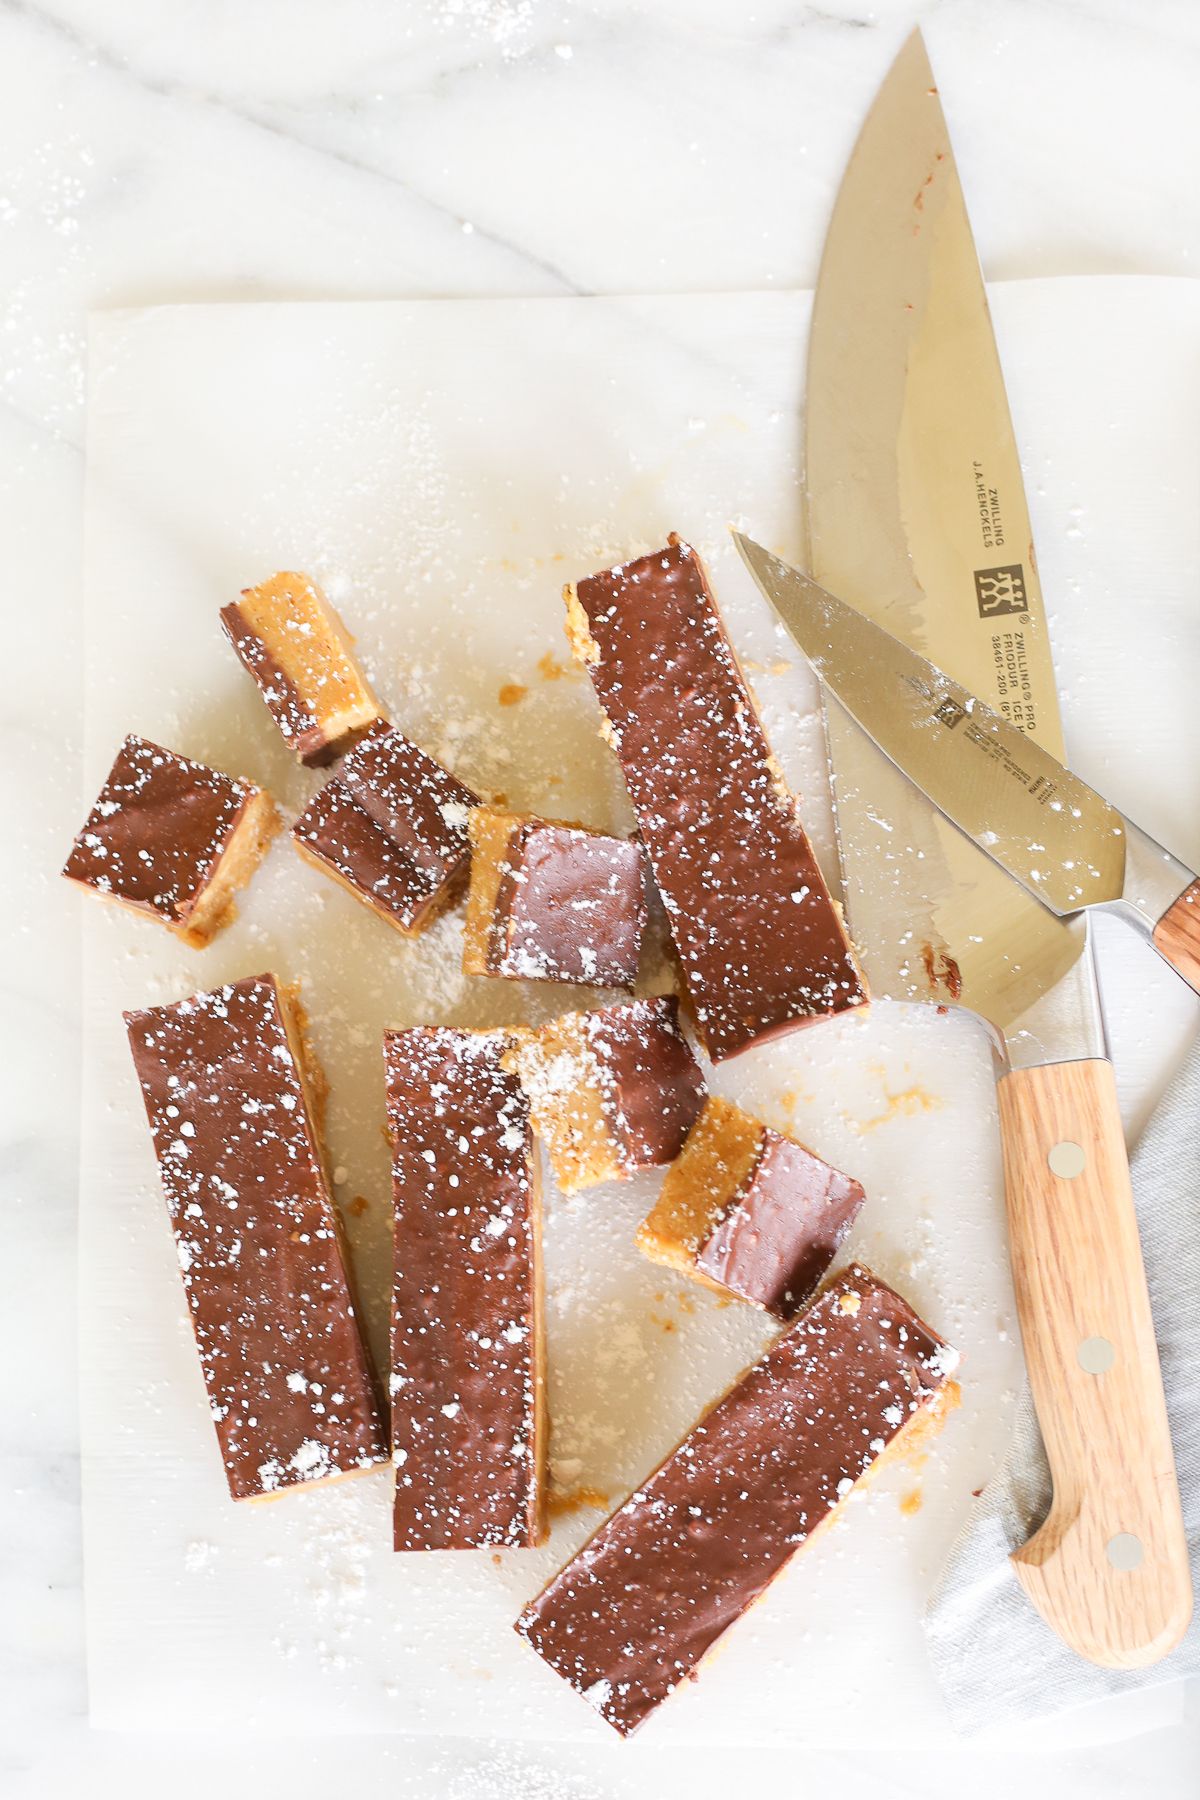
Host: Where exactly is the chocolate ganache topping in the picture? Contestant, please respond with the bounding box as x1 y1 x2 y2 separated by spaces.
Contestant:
293 721 476 930
517 1264 956 1735
571 538 867 1060
697 1131 866 1320
385 1027 544 1550
125 974 388 1501
63 733 255 924
490 822 646 987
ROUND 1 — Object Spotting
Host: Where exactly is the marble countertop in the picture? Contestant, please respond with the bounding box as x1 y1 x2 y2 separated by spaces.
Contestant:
2 2 1197 1794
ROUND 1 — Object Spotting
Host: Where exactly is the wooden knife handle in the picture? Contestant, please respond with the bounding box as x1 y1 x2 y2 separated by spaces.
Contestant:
996 1057 1191 1667
1152 880 1200 994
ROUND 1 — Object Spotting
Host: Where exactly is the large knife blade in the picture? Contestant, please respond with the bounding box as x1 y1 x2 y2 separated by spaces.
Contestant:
802 28 1189 1665
733 538 1200 994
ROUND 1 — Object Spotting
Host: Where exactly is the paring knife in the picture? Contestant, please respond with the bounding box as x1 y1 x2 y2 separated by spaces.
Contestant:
731 543 1200 996
784 27 1191 1666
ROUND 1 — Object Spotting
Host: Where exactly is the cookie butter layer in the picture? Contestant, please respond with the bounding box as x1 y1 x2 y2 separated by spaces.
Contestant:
385 1028 545 1549
221 571 382 765
292 721 476 934
463 807 646 987
516 1264 958 1736
567 537 867 1060
505 996 706 1195
637 1096 866 1319
125 975 388 1502
62 733 278 946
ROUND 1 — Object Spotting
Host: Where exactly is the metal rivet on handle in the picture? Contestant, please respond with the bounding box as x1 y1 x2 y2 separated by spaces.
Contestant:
1077 1336 1115 1374
1048 1140 1086 1179
1106 1533 1144 1572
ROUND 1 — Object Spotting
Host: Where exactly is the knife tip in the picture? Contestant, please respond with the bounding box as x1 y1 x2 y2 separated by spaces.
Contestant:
728 526 764 566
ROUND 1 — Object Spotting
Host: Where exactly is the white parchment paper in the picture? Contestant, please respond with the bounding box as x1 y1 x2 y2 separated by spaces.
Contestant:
79 281 1200 1744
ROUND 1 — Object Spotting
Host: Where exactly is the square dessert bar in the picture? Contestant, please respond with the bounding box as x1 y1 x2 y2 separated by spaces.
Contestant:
505 996 706 1195
221 570 383 765
124 973 388 1502
516 1264 958 1736
384 1027 545 1550
62 733 278 947
567 537 867 1060
292 721 477 935
463 807 646 988
637 1096 866 1319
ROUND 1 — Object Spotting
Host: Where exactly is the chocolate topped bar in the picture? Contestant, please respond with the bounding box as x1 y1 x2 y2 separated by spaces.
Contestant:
463 807 646 987
637 1096 866 1319
567 537 867 1060
384 1027 544 1550
516 1265 957 1735
221 571 383 765
125 974 388 1501
505 996 706 1195
62 733 278 946
292 721 477 934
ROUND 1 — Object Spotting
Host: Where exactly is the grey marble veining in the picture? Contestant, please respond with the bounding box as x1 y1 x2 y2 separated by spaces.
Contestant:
2 2 1198 1794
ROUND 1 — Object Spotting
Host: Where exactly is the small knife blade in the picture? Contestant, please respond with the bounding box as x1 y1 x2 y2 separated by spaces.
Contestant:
733 534 1200 994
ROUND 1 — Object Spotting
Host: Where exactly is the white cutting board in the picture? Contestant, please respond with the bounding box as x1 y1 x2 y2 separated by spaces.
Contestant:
79 280 1200 1746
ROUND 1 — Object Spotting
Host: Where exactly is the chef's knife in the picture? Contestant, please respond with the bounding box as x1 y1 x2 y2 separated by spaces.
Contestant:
733 542 1200 996
795 28 1190 1665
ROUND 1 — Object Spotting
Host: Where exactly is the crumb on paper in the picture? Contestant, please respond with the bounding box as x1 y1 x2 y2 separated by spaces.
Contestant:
547 1484 611 1519
498 682 527 707
855 1085 943 1133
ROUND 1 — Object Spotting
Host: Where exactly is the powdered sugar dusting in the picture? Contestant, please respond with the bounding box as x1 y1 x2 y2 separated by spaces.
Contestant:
385 1026 541 1549
125 973 388 1499
63 733 257 926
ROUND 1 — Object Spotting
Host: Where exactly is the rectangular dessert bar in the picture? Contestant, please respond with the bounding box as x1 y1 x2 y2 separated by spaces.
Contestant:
221 570 383 765
637 1096 866 1319
516 1264 957 1736
463 807 646 988
384 1027 545 1550
292 721 477 934
124 974 388 1502
62 733 278 947
567 537 867 1060
505 996 706 1195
